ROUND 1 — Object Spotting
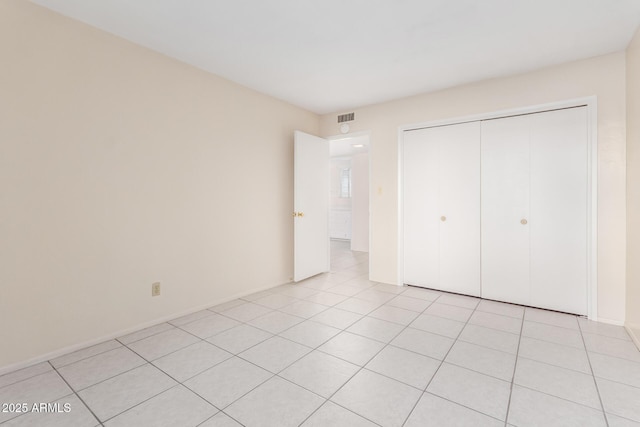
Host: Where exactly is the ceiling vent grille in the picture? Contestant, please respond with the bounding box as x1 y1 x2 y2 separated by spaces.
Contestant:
337 113 355 123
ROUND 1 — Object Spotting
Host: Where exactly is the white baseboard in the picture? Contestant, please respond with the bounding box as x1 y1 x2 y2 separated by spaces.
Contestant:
595 317 625 326
0 281 291 376
626 323 640 351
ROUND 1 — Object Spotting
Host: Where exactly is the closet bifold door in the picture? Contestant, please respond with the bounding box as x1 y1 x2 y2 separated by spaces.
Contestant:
480 115 531 306
529 107 588 315
403 122 481 296
481 107 588 315
403 128 439 288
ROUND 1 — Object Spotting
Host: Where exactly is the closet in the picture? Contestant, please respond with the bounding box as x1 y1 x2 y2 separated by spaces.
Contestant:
402 106 589 315
403 121 481 296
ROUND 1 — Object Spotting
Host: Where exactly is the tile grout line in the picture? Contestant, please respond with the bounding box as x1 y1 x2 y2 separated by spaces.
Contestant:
293 288 529 426
400 296 486 427
98 383 195 425
514 353 594 376
47 361 104 426
512 383 611 412
194 410 245 427
79 343 190 424
115 330 268 425
130 331 236 383
375 310 607 425
156 273 379 426
162 280 382 406
274 375 383 427
269 266 390 427
117 325 177 347
578 320 610 427
504 315 623 422
293 283 426 426
502 306 526 427
123 325 231 367
58 354 147 393
85 331 236 424
583 347 640 364
581 330 637 343
275 296 336 316
143 313 309 416
212 294 374 424
0 364 56 391
50 342 124 370
293 295 403 425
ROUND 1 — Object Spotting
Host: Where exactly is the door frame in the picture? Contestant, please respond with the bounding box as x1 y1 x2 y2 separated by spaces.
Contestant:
326 130 372 277
397 97 598 320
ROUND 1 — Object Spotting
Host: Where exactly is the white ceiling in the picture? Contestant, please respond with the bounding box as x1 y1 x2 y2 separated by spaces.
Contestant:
31 0 640 114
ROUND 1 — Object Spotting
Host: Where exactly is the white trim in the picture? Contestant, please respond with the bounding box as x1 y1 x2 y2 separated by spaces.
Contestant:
586 100 598 321
397 96 599 317
368 135 373 262
397 126 405 287
626 323 640 351
0 281 290 376
398 97 597 133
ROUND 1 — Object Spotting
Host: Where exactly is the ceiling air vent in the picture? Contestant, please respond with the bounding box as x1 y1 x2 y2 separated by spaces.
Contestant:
337 113 355 123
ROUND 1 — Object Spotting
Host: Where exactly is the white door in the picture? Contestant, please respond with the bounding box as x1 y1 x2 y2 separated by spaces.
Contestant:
403 128 440 288
294 131 330 282
403 122 481 295
481 115 531 306
481 107 588 315
529 107 588 314
438 122 481 296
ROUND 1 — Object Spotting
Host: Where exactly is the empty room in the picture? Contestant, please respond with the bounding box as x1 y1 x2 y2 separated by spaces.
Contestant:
2 0 640 426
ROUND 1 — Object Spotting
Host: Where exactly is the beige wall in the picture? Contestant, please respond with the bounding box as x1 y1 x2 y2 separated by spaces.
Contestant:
321 53 627 324
351 152 370 252
0 0 319 370
627 27 640 339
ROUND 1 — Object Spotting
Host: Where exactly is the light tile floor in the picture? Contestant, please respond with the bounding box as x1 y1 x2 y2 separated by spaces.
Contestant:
1 241 640 426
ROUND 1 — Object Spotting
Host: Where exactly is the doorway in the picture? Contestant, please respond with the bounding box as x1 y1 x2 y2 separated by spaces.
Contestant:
328 134 370 273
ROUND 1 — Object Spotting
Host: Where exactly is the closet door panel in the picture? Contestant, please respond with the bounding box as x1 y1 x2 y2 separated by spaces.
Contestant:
439 122 481 296
529 107 588 314
403 129 439 288
481 116 531 305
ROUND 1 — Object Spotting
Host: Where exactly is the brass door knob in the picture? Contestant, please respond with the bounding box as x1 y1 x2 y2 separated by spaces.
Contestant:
521 219 528 225
298 212 304 217
440 216 446 222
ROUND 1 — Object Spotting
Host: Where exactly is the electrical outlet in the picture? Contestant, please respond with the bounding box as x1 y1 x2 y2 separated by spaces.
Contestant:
152 282 161 297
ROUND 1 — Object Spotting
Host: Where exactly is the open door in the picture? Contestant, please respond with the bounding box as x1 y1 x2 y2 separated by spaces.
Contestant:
294 131 330 282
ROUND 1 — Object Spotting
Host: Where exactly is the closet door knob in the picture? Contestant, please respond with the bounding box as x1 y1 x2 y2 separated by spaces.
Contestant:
441 216 446 222
521 219 528 225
